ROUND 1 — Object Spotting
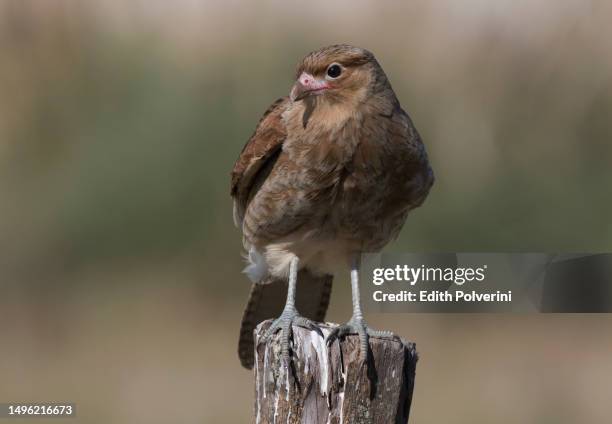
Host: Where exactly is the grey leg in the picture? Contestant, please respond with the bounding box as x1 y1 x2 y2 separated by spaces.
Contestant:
261 256 322 364
326 256 396 362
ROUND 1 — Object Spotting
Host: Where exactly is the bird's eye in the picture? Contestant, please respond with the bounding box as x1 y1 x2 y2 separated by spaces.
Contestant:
326 64 342 79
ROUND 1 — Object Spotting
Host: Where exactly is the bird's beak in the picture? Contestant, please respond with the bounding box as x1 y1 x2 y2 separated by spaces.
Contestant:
290 72 330 102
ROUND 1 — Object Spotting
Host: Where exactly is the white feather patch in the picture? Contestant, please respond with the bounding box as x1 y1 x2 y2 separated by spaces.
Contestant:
243 248 269 283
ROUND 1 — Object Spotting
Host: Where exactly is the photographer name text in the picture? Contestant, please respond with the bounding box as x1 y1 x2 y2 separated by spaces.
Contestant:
371 265 512 303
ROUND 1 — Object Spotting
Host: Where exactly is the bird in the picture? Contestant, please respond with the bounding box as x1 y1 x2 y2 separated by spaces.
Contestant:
231 44 434 369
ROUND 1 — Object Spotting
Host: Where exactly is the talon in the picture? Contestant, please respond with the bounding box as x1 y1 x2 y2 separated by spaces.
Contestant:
368 329 398 340
261 319 284 345
294 317 324 337
261 312 321 367
326 318 396 363
312 325 324 338
326 325 350 346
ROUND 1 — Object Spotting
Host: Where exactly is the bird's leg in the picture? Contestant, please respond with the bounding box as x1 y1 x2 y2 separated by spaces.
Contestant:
260 256 322 364
326 257 398 362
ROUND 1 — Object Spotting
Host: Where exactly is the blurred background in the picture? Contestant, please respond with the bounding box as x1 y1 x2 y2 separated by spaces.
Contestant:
1 0 611 422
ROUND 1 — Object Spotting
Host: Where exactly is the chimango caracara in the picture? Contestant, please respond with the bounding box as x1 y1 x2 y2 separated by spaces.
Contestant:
231 44 434 369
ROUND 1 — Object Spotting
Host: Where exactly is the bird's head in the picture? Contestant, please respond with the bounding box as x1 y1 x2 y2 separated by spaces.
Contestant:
290 44 388 104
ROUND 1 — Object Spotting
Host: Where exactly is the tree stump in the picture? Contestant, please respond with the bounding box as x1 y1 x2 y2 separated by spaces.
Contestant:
253 320 417 423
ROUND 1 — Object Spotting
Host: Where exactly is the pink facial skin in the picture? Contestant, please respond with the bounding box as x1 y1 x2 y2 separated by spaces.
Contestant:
290 72 331 101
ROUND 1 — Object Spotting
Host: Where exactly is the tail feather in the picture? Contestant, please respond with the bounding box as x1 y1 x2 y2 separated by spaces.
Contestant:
238 270 333 369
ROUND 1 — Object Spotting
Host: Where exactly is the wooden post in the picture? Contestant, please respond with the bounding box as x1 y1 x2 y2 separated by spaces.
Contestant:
253 320 417 423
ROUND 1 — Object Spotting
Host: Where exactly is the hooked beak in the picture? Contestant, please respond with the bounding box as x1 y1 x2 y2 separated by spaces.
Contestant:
290 72 330 101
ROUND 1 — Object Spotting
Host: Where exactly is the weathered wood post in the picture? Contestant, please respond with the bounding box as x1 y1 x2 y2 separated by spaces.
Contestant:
254 320 417 423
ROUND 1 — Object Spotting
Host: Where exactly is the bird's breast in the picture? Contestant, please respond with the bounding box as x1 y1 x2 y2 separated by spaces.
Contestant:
248 102 432 276
284 122 410 245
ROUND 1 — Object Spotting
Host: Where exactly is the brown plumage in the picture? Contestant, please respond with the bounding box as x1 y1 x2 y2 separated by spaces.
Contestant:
232 44 434 369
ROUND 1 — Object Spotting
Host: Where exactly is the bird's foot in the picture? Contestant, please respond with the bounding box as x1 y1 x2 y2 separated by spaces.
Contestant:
326 316 398 363
260 308 322 365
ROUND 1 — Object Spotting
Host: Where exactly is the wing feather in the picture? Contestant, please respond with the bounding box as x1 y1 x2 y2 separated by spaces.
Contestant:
231 97 289 227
